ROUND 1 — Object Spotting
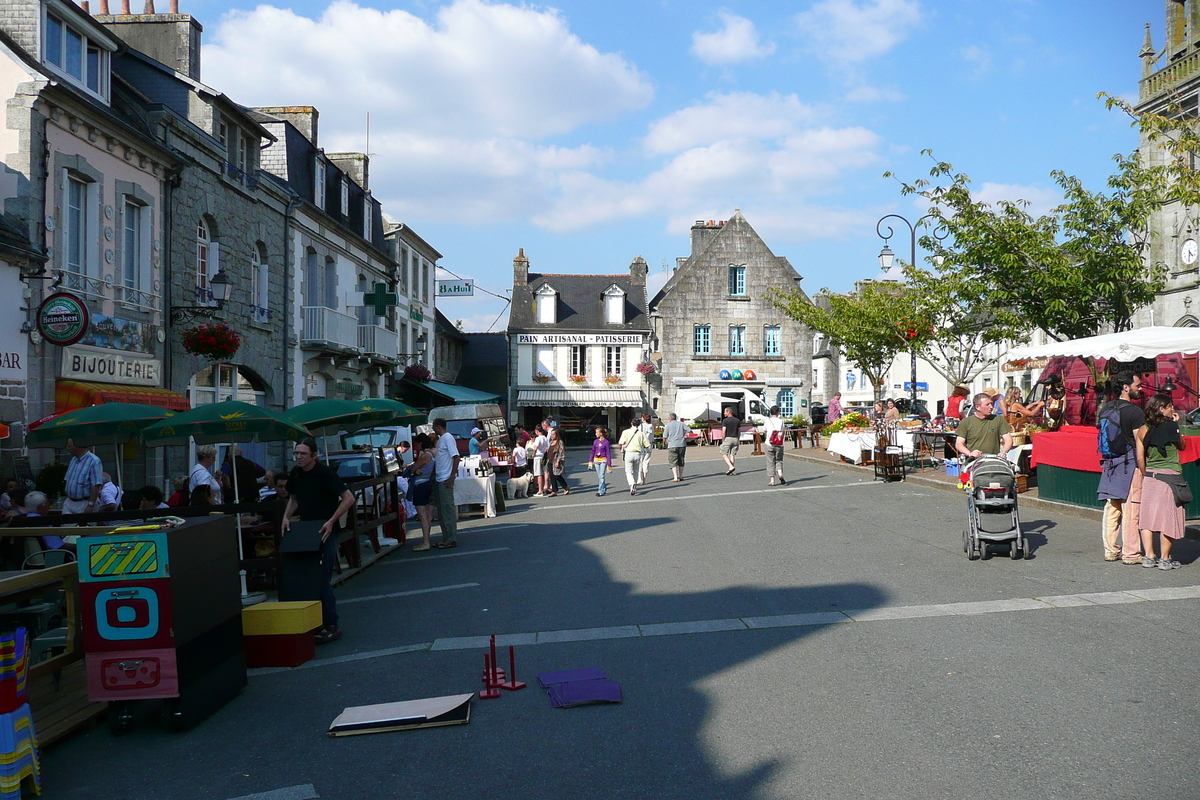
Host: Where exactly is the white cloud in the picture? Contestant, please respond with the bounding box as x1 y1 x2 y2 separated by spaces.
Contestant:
844 85 905 103
959 44 992 76
795 0 922 68
975 182 1061 217
690 12 776 65
644 92 820 155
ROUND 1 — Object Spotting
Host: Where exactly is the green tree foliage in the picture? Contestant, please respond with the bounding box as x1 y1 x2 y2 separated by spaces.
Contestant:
1100 92 1200 208
772 281 924 401
886 151 1166 341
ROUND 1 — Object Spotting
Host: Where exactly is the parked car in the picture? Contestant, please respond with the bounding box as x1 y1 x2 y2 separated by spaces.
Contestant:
894 398 931 421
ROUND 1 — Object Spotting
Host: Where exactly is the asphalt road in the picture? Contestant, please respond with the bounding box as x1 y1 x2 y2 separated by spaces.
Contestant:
43 450 1200 800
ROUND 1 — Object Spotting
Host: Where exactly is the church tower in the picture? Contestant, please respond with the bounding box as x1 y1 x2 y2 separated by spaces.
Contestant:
1133 1 1200 329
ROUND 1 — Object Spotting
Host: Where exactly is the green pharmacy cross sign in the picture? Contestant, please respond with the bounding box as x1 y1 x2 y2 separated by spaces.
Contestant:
363 282 399 317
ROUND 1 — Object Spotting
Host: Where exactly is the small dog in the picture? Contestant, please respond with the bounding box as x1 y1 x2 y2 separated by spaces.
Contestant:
507 473 532 499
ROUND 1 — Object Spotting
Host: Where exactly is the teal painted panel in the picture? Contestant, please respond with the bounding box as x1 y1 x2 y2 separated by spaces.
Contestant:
1038 463 1199 519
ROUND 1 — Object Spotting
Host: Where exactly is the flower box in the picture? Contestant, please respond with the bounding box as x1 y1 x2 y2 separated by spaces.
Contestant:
604 374 622 385
568 375 588 385
532 372 552 384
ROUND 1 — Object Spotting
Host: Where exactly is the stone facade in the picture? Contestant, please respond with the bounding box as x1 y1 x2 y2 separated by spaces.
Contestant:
383 219 438 372
649 211 813 421
1132 3 1200 330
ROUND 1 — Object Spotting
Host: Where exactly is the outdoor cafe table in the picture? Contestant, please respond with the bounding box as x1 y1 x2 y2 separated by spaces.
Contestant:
455 474 498 517
1030 426 1200 517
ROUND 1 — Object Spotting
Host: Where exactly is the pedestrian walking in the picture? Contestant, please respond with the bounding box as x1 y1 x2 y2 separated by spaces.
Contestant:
638 413 655 485
1097 371 1145 564
618 418 652 496
282 438 356 645
1135 394 1188 570
531 425 550 497
548 428 571 495
431 418 460 548
764 406 786 486
590 427 612 496
407 433 436 551
62 438 103 515
663 413 688 482
720 408 742 475
827 392 844 421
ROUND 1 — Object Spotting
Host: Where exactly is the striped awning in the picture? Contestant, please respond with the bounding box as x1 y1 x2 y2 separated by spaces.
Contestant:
56 380 191 412
516 389 644 408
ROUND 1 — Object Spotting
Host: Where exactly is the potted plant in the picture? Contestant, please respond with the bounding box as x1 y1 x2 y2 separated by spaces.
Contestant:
532 371 552 384
403 363 432 382
635 360 656 377
181 324 241 361
568 374 588 384
604 374 622 385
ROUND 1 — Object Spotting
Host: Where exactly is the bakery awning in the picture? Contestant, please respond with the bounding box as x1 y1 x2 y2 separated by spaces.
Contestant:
516 389 644 408
56 380 191 412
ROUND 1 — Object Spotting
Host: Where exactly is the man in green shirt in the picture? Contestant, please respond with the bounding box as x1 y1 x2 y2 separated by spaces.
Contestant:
955 393 1013 458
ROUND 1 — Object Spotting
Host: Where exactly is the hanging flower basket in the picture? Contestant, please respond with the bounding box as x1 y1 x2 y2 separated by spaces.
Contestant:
635 360 657 376
403 363 432 383
569 374 588 384
532 371 552 384
604 374 622 385
181 324 241 361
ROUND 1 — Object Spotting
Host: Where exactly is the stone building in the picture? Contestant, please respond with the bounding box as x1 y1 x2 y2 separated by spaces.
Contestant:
0 218 43 476
252 107 400 406
506 249 650 432
1132 3 1200 334
0 0 180 487
434 309 466 382
382 217 438 371
96 10 292 476
648 211 813 421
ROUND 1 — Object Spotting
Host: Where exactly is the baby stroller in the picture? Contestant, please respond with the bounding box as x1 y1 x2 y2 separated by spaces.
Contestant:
961 454 1027 560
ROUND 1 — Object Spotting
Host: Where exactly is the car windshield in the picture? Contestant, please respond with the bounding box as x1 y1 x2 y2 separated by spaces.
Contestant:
343 430 397 449
327 454 375 480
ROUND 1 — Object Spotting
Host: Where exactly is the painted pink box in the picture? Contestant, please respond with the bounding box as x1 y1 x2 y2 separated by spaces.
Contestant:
85 648 178 701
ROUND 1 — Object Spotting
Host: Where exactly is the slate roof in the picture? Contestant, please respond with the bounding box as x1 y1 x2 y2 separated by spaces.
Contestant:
461 333 508 368
435 309 468 343
508 273 649 333
0 216 42 263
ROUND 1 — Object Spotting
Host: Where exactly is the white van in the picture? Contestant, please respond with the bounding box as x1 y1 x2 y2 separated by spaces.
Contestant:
674 388 770 429
427 403 509 457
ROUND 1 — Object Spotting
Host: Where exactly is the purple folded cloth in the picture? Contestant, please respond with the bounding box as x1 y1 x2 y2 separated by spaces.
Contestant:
536 668 622 708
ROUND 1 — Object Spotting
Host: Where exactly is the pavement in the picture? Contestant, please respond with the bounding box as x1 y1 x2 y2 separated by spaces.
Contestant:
42 446 1200 800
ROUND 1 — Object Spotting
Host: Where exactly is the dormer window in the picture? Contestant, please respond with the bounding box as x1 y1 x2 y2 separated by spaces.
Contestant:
44 7 112 102
341 177 349 216
535 283 558 324
602 284 626 325
314 158 326 210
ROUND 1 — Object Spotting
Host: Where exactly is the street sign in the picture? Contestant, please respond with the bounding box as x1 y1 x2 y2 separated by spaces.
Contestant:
903 382 929 392
437 279 473 297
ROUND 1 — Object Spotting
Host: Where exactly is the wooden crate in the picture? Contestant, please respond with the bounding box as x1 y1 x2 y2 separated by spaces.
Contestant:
1016 474 1029 494
30 660 105 748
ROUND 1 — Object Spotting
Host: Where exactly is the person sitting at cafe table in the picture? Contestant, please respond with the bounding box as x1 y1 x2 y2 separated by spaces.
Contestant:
955 393 1013 459
98 472 122 512
19 491 70 558
138 485 170 510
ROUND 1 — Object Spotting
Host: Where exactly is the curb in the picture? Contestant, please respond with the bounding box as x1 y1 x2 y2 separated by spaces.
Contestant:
784 449 1105 522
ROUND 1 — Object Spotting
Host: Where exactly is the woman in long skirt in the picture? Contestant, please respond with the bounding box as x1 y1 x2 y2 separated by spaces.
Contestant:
1136 394 1187 570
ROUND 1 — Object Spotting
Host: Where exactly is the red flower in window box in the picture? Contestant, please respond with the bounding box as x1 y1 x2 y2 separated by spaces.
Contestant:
403 363 432 383
181 324 241 361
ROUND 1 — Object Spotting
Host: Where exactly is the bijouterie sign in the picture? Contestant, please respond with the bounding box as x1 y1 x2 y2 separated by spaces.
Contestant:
62 345 161 386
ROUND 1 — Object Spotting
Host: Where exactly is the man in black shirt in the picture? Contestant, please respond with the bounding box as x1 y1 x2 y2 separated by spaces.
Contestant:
720 408 742 476
283 438 356 644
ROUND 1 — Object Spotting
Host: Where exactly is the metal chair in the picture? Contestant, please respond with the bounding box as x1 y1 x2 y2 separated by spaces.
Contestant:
21 549 77 570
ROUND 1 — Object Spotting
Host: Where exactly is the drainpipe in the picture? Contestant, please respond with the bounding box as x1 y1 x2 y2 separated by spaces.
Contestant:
281 193 300 409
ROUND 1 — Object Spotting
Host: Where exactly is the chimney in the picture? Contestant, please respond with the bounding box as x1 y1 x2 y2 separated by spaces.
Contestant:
513 248 529 287
327 153 368 190
94 9 204 81
253 107 320 146
690 219 720 256
629 255 647 287
675 257 687 272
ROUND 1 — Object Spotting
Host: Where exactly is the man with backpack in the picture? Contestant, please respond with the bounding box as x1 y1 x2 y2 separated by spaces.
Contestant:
1096 371 1145 564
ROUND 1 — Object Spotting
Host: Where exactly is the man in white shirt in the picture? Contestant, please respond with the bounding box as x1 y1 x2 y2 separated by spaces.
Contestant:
432 418 460 549
98 473 123 512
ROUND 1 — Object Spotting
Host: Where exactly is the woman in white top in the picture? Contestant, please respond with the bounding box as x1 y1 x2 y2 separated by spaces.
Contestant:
189 444 223 505
637 413 655 485
764 406 787 486
618 419 652 496
532 426 551 497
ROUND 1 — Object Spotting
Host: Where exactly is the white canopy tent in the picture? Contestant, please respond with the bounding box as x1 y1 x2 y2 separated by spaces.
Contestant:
1007 327 1200 361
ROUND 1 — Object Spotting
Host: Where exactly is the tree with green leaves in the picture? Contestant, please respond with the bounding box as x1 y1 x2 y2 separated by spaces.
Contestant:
772 281 925 402
1100 92 1200 208
886 151 1167 342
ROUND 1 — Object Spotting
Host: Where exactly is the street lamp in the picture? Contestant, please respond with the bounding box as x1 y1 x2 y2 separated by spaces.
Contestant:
170 268 234 324
399 331 428 362
874 214 944 409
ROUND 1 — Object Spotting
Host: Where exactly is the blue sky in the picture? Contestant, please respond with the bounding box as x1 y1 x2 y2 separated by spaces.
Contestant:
186 0 1158 330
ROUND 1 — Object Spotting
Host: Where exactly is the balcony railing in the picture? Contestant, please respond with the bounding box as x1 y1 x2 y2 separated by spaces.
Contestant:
358 324 399 359
1141 49 1200 102
301 306 358 350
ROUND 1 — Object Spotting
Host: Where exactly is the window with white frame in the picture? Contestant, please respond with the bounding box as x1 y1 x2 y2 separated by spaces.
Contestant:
240 133 252 178
324 256 337 309
121 200 142 301
363 193 373 240
64 175 89 276
421 261 429 303
314 158 326 210
536 345 555 378
251 242 269 323
729 325 746 356
764 325 781 356
693 324 711 355
340 177 349 216
304 249 320 307
777 389 795 417
196 218 217 304
570 345 587 377
603 285 625 324
606 346 622 376
729 264 746 296
535 284 557 324
44 11 111 101
398 248 409 293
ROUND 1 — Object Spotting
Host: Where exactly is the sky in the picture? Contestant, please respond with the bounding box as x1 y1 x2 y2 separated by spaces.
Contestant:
183 0 1160 331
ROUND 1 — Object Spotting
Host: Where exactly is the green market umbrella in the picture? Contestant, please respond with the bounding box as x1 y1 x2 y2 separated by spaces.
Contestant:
355 398 424 427
283 399 395 437
27 402 176 448
141 400 309 446
141 399 310 601
27 402 178 491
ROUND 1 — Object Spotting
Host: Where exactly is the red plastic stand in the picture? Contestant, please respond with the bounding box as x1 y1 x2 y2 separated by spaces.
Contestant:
499 645 526 691
478 653 501 700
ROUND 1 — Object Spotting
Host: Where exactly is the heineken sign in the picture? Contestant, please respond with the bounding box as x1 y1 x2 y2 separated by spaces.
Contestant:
37 292 89 347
